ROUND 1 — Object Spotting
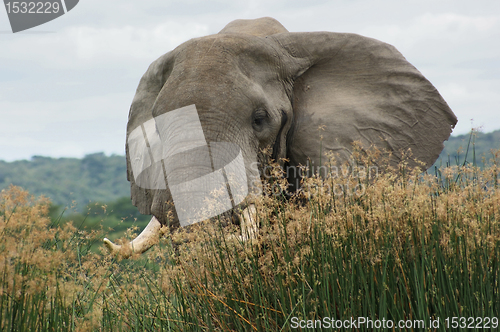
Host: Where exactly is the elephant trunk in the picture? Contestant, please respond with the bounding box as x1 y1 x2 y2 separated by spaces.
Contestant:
104 105 263 256
103 216 167 258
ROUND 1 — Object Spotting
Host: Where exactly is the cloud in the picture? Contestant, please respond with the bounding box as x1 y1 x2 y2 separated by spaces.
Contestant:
1 23 210 71
0 92 129 161
69 23 209 65
360 12 500 57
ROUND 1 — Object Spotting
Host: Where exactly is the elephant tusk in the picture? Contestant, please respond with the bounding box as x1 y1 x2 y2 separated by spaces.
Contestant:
239 204 258 241
103 216 166 258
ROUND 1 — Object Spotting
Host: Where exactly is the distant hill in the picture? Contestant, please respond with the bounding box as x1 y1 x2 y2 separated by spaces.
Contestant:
1 130 499 210
0 153 129 211
433 129 500 168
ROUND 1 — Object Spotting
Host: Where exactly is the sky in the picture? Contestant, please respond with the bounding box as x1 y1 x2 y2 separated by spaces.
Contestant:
0 0 499 161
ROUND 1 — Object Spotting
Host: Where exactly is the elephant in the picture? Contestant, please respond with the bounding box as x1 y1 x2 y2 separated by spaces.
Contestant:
104 17 457 257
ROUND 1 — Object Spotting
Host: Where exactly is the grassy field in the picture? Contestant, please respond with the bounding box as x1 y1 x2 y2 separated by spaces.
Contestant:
1 148 499 331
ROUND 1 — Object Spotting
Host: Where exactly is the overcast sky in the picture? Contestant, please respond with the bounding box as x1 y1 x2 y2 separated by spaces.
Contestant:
0 0 499 161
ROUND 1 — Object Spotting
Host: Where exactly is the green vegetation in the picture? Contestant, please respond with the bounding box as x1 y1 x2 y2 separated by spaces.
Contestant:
52 197 151 245
1 143 499 331
434 129 500 167
0 152 129 211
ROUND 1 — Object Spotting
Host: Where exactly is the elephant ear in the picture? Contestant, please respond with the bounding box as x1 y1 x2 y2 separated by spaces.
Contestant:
126 51 176 218
271 32 457 169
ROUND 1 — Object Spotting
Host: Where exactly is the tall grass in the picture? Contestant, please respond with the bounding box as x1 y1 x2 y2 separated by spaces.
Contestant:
1 148 499 331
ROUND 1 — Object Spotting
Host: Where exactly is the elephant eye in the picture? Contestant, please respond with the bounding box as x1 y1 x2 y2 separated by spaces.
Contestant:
252 109 268 132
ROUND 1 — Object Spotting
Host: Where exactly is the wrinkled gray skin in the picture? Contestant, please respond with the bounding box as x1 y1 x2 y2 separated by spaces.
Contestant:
104 17 457 257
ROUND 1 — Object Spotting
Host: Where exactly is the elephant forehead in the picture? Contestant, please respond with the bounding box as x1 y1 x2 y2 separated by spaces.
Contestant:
153 70 259 120
152 35 286 116
176 34 280 68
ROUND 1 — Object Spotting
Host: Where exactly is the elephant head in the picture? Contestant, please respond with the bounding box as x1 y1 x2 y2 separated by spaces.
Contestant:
104 17 457 257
